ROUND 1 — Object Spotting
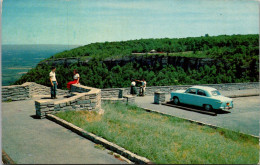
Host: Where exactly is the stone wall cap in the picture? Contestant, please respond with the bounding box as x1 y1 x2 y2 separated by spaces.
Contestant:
154 91 165 94
35 100 54 104
72 84 98 90
102 98 125 101
2 85 25 88
86 88 101 94
123 95 134 98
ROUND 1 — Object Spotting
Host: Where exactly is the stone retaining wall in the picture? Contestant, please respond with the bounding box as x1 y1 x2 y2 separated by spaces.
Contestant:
101 82 259 98
101 88 125 99
101 98 127 104
123 95 135 105
27 82 68 96
1 84 30 101
2 82 259 101
101 95 135 105
35 84 101 119
2 82 69 101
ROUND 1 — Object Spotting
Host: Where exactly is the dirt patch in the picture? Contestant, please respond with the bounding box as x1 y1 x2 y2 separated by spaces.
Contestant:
78 111 102 123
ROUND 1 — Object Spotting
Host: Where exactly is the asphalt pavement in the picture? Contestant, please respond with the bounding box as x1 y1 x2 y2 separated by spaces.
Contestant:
2 99 126 164
2 89 259 164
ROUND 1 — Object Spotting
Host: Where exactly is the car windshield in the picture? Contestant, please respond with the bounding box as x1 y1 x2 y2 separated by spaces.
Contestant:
211 90 221 96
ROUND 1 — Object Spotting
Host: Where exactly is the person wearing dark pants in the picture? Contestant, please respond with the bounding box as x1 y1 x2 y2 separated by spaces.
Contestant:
136 79 146 96
130 79 137 95
49 66 58 99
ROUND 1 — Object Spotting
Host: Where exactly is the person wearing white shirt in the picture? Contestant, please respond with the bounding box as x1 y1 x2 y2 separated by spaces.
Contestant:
67 69 80 90
130 79 137 95
141 79 147 96
49 66 58 99
137 79 146 96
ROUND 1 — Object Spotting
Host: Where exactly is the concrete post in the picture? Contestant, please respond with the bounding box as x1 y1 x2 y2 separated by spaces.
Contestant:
154 92 165 104
118 89 124 98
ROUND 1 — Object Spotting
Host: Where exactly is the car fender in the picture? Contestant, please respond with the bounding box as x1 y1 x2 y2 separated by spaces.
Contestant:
170 92 184 101
205 98 223 109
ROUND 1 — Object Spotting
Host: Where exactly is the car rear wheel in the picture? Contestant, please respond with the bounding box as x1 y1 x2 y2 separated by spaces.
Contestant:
173 97 180 105
204 104 213 111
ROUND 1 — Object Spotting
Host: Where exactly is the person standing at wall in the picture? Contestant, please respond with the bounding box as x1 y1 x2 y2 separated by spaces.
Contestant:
49 66 58 99
130 79 137 95
137 79 147 96
141 79 147 96
67 69 80 91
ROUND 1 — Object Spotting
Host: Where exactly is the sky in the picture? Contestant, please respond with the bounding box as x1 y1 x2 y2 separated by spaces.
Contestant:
1 0 259 46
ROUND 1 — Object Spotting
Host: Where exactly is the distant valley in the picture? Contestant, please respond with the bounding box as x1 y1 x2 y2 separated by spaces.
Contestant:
2 45 80 86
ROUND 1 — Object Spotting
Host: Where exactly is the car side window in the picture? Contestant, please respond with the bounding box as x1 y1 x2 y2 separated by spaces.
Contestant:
197 89 207 96
185 88 196 94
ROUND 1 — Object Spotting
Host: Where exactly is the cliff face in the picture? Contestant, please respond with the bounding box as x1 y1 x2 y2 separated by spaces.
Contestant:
102 55 217 70
39 55 217 70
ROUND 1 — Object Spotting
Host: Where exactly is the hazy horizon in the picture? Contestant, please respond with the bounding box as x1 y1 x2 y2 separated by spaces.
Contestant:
2 33 259 47
2 0 258 45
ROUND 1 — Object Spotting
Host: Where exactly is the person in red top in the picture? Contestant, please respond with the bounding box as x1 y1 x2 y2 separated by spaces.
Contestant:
67 69 80 90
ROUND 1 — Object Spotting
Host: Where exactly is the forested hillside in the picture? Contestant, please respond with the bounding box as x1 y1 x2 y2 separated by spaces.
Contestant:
15 34 259 89
47 34 258 60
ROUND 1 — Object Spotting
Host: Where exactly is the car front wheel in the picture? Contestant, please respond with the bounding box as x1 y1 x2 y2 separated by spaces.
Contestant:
173 97 180 105
204 104 213 111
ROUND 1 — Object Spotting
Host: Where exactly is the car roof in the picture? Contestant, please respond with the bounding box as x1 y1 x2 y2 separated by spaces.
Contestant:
190 86 217 92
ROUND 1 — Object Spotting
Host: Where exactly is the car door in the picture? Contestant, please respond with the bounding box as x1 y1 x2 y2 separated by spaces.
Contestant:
195 89 209 107
182 88 197 105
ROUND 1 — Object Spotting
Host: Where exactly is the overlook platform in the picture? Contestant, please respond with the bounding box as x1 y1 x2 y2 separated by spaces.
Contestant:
2 99 125 164
1 82 126 164
34 84 102 119
1 82 259 163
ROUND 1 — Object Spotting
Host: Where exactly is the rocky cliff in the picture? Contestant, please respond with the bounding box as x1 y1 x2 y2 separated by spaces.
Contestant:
39 55 218 70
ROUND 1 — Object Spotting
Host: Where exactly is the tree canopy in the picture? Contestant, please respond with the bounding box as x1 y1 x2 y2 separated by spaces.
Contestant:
16 34 259 89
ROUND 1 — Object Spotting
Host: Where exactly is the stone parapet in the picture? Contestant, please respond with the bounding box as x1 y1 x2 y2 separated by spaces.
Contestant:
26 82 69 96
123 95 135 105
35 84 101 119
101 98 127 104
71 84 91 93
101 88 128 99
2 82 69 102
101 82 259 98
1 83 30 101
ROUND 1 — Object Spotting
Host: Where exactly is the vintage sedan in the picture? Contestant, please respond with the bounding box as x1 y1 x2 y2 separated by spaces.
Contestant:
170 86 233 111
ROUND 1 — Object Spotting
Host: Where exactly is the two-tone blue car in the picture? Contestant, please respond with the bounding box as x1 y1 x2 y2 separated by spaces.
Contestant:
170 86 233 111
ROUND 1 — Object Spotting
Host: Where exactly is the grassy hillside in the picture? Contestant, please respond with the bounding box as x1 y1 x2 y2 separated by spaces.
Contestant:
15 34 259 89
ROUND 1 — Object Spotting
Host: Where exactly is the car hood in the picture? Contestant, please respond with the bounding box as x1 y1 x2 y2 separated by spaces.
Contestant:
212 95 233 102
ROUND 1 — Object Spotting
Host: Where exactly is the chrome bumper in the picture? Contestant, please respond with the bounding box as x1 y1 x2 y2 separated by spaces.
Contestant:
220 106 233 110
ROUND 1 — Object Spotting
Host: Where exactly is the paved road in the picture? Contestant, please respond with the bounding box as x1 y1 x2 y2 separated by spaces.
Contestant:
136 95 259 137
2 100 125 164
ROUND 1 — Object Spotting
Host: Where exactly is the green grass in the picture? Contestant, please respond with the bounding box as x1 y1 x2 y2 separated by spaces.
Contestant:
55 102 259 164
